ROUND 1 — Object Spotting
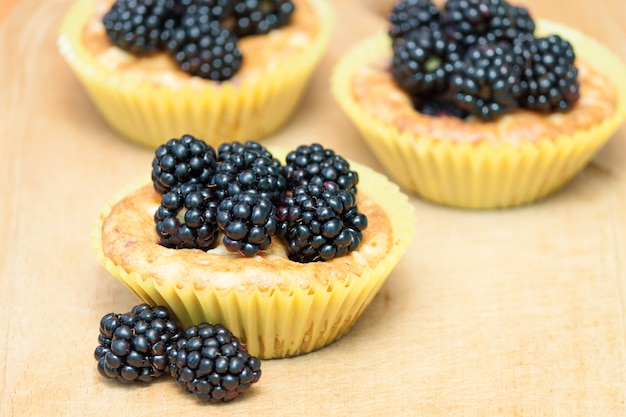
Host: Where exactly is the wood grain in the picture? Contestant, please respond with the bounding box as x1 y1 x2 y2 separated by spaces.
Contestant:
2 0 626 416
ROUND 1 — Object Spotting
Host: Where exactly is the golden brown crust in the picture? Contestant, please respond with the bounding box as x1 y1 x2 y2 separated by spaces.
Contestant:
82 0 319 86
101 184 393 292
352 58 616 146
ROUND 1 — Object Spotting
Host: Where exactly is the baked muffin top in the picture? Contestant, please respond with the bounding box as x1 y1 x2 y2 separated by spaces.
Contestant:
101 183 393 292
82 0 320 87
352 56 616 146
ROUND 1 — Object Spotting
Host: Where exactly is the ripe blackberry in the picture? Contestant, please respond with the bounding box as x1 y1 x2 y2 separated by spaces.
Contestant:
514 34 580 112
216 190 278 257
448 42 522 120
168 322 262 402
281 144 359 194
155 183 220 250
233 0 295 37
413 95 469 118
212 149 287 205
277 182 368 263
442 0 534 47
151 134 218 194
94 304 183 383
216 140 275 162
485 4 535 45
174 0 235 23
165 15 242 80
391 27 462 96
102 0 176 55
441 0 501 47
388 0 441 40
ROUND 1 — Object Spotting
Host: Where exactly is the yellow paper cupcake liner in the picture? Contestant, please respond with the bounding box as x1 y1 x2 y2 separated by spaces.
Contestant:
332 20 626 209
91 150 415 359
58 0 334 149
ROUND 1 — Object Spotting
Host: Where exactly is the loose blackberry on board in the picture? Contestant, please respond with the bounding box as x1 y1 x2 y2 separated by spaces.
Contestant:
168 322 262 402
94 304 183 383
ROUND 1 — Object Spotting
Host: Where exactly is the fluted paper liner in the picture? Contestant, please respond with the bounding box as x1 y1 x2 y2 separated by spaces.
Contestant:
331 20 626 209
91 150 415 359
58 0 334 149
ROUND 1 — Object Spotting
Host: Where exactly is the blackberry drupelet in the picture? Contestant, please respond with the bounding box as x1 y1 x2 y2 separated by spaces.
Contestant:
103 0 176 56
216 190 278 257
233 0 295 37
277 182 368 263
514 34 580 112
391 27 462 96
168 322 262 402
151 134 218 194
94 304 183 383
388 0 441 40
212 149 287 205
165 14 242 80
281 143 359 194
448 42 522 120
155 183 220 249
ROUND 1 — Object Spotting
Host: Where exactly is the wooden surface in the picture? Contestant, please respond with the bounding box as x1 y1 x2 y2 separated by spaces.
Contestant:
2 0 626 416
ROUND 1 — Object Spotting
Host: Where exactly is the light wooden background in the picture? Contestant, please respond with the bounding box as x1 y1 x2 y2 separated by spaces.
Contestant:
2 0 626 416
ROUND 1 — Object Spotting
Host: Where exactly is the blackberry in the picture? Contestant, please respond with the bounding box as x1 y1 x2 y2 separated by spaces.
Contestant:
388 0 441 40
94 304 183 383
441 0 534 47
514 34 580 112
391 27 462 96
441 0 502 47
212 149 287 205
165 15 242 80
103 0 176 55
484 4 535 45
277 182 368 263
281 144 359 194
151 134 218 194
216 140 275 162
174 0 235 23
233 0 295 38
155 183 220 250
448 42 522 120
168 322 262 402
413 95 469 118
216 190 278 257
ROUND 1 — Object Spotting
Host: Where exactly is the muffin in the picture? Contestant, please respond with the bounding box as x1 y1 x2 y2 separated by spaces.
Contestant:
91 140 415 359
57 0 334 149
332 1 626 209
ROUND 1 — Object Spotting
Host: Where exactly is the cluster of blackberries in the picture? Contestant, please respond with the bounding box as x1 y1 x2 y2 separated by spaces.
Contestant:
388 0 580 120
94 303 262 402
102 0 295 80
151 135 368 262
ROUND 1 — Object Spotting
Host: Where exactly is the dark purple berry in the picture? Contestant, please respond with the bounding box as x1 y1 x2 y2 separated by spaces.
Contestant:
168 322 262 402
94 304 183 383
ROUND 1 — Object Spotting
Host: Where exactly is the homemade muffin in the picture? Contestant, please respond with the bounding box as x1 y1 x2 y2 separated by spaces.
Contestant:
332 19 626 209
58 0 334 148
92 147 415 359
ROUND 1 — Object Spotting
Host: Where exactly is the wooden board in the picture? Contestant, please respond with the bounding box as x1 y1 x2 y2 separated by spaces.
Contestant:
2 0 626 415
